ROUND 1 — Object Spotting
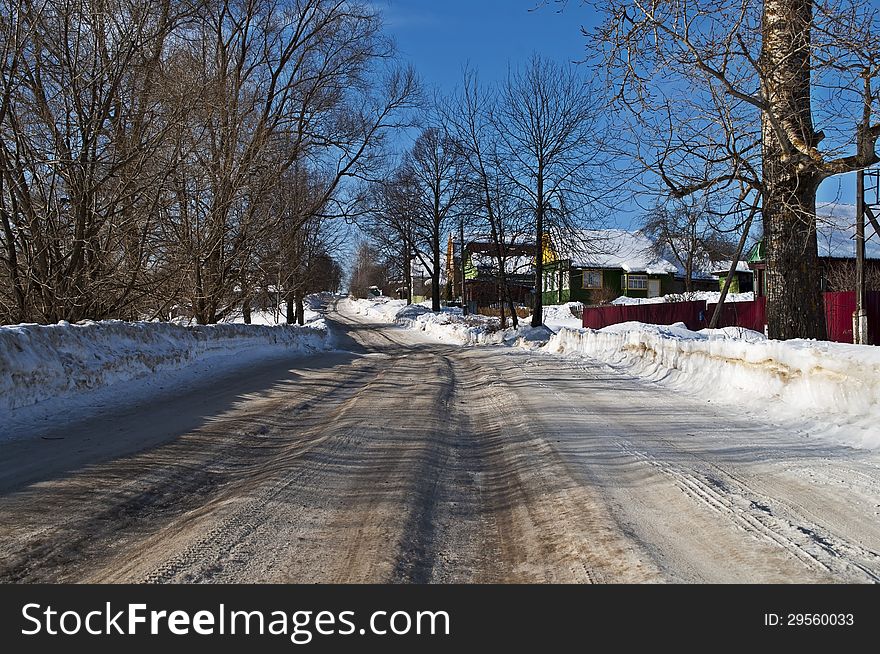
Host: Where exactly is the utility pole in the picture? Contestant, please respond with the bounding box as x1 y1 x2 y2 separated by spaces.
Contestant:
856 169 867 344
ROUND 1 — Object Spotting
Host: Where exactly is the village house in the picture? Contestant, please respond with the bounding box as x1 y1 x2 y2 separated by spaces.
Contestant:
445 235 536 312
541 230 679 305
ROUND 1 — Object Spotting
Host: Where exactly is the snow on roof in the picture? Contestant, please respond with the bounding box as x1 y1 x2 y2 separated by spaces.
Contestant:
816 203 880 259
555 229 678 275
710 260 751 275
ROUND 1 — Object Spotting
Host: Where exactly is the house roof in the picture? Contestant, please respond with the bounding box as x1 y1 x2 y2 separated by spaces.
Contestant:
467 252 534 275
552 229 678 275
815 203 880 259
710 261 752 276
747 203 880 263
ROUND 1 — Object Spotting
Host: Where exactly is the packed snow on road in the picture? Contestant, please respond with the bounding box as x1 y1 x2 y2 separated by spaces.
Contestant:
349 296 880 450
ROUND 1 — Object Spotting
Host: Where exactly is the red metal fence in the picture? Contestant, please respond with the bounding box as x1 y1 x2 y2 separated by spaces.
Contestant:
706 298 766 333
580 300 706 332
824 291 880 345
581 292 880 344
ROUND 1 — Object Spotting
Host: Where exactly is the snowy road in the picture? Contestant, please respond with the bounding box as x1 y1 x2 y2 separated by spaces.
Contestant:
2 298 880 583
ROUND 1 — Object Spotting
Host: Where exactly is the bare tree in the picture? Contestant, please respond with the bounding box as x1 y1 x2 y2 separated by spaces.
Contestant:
0 0 416 325
160 0 415 323
381 127 468 312
348 240 388 298
580 0 880 339
440 69 531 327
824 259 880 292
643 199 736 292
494 54 607 327
0 0 194 323
363 172 414 303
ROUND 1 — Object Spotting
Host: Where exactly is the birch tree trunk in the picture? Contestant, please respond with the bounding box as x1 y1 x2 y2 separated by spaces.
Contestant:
761 0 826 339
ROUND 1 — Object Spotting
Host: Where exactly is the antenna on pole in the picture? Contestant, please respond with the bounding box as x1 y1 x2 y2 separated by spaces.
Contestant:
858 167 880 345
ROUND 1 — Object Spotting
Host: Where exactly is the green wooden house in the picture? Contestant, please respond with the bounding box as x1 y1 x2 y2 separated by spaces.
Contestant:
541 230 678 305
711 261 754 294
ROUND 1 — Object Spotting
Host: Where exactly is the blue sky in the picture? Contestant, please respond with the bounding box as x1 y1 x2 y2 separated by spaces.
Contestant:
375 0 860 222
377 0 595 93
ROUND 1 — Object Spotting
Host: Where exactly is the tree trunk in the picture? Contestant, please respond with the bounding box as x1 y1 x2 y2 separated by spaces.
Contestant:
295 291 305 326
459 219 468 316
762 180 825 339
507 283 519 329
286 295 295 324
531 174 544 327
404 240 412 305
432 233 441 312
498 281 506 329
685 254 693 293
0 209 26 322
761 0 826 340
243 300 251 324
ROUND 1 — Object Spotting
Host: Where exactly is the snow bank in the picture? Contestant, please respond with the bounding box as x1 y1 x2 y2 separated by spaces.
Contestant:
0 319 332 415
547 322 880 449
348 297 552 348
206 292 334 326
532 302 583 330
612 291 754 306
348 296 410 323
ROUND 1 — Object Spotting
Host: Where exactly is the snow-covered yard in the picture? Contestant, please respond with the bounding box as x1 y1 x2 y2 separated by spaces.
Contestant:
348 296 880 450
219 293 326 326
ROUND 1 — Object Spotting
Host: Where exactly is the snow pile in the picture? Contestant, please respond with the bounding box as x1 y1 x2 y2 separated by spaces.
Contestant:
611 291 755 306
546 322 880 449
213 292 334 326
348 297 552 348
0 319 332 415
347 296 411 323
388 302 505 346
402 310 553 348
534 302 583 330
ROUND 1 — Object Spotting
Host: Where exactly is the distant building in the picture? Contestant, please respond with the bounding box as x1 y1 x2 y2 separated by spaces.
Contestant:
541 230 678 305
710 261 754 294
749 203 880 297
446 234 536 311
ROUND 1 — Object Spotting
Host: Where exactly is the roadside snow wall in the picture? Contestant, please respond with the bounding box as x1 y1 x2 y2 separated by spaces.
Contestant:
547 323 880 448
349 298 551 347
0 320 332 413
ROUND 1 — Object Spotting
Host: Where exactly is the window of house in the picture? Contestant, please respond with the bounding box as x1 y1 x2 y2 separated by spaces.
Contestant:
560 270 569 290
546 270 556 291
582 270 602 289
623 274 648 290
